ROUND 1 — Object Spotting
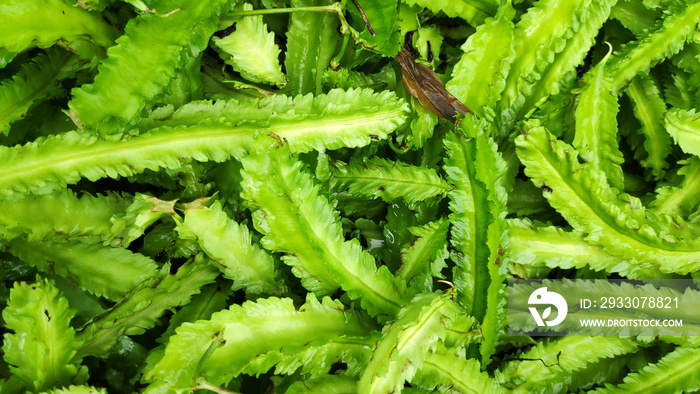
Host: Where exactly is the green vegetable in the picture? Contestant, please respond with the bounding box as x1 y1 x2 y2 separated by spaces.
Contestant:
517 123 700 275
0 190 131 244
499 0 617 134
401 0 497 27
666 107 700 157
397 217 449 292
357 292 462 393
0 89 407 201
572 46 625 190
212 3 286 87
498 336 640 393
144 294 376 391
0 48 78 135
651 157 700 218
607 1 700 93
3 0 700 393
590 346 700 394
446 2 515 121
3 278 88 391
68 0 238 134
327 156 450 206
413 343 500 393
0 0 118 67
177 199 287 295
285 0 340 95
5 238 158 301
240 135 411 318
626 75 672 180
74 257 218 360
